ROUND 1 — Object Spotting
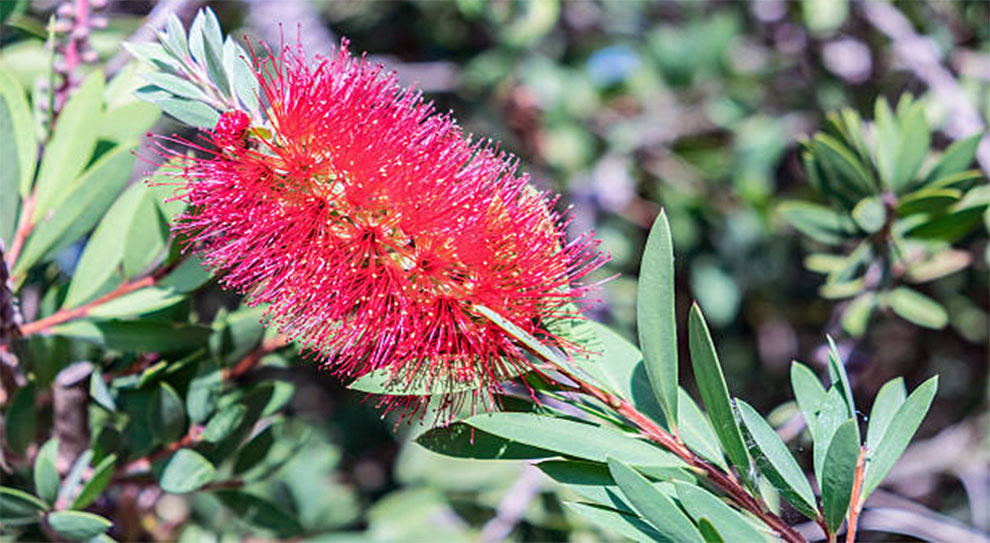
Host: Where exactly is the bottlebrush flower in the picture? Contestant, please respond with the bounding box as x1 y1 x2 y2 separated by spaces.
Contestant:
153 40 607 416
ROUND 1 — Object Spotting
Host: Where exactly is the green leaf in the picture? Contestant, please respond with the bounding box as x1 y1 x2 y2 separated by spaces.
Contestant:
906 206 985 242
99 102 161 142
888 287 948 329
5 382 35 455
697 518 725 543
87 287 185 319
233 425 276 475
927 169 984 190
223 37 260 115
50 320 212 354
637 210 679 428
149 382 186 444
841 292 875 337
154 95 220 128
813 388 850 485
121 192 168 278
821 419 860 534
188 9 228 97
905 249 971 283
565 502 666 543
31 72 103 221
923 133 981 186
14 144 135 277
674 481 769 543
862 376 937 499
466 412 685 468
89 369 116 411
537 460 691 516
46 510 112 541
186 360 222 424
891 102 930 192
606 458 704 543
202 404 247 444
212 490 303 538
687 304 750 475
897 188 962 216
0 68 36 197
159 449 215 494
141 72 211 103
63 184 147 307
58 450 93 507
790 362 827 441
780 201 857 245
736 400 818 520
825 336 856 428
0 486 48 524
0 96 19 245
865 378 906 454
160 13 189 59
813 133 876 198
415 421 554 460
678 388 727 470
33 439 60 505
851 196 886 234
71 454 116 510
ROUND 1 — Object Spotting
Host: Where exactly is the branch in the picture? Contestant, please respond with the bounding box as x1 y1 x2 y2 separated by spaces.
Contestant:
18 260 180 337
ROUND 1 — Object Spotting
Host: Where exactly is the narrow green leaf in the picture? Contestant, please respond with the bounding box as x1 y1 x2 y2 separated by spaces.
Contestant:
87 287 185 319
71 454 116 510
697 518 725 543
33 439 60 505
141 72 211 102
0 486 48 524
906 206 986 242
415 421 554 460
678 388 727 470
780 201 857 245
841 292 876 337
565 502 666 543
674 481 769 543
223 37 260 115
159 449 215 494
927 169 984 190
62 184 147 308
888 287 949 329
121 191 167 278
821 419 860 534
865 378 906 454
537 460 692 516
50 320 212 354
233 425 275 475
890 103 930 192
688 304 750 475
46 510 112 541
161 13 189 60
813 133 875 197
813 388 849 485
0 68 37 197
736 400 818 520
99 102 161 143
862 376 938 499
13 144 135 275
202 404 247 444
790 362 827 440
186 360 222 424
0 96 19 245
212 490 304 538
897 188 962 216
637 210 679 427
154 95 220 128
924 133 982 185
466 412 685 468
607 458 704 543
149 382 186 444
825 336 856 428
31 72 103 221
57 450 93 508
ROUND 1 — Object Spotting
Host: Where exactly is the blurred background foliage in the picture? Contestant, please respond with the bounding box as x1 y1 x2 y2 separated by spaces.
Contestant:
0 0 987 541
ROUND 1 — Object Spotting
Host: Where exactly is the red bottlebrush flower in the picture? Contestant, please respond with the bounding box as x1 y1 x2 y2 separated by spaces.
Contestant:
154 40 607 416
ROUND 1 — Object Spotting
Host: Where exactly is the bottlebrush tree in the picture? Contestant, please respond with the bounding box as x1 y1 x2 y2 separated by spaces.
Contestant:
0 8 957 543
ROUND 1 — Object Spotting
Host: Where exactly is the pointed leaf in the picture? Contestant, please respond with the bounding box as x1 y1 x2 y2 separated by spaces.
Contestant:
825 336 856 427
862 376 937 499
821 419 859 533
790 362 827 440
607 458 704 543
674 481 769 543
33 439 60 505
780 201 857 245
678 388 727 470
466 413 685 468
71 454 116 510
0 486 48 524
865 378 906 454
688 304 750 474
565 502 666 543
0 68 36 197
813 388 849 485
924 133 983 185
736 400 818 520
46 510 112 541
159 449 215 494
637 210 679 427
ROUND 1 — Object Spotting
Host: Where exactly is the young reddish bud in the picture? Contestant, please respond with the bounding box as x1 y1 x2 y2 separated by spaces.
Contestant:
213 110 251 147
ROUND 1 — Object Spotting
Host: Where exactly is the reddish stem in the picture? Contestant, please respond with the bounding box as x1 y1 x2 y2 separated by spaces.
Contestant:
5 196 35 272
18 261 179 337
547 363 807 543
222 335 291 380
846 447 868 543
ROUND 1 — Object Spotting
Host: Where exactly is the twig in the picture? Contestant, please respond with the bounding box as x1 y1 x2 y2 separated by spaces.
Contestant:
846 447 868 543
116 425 203 478
18 260 181 337
860 0 990 175
222 335 291 381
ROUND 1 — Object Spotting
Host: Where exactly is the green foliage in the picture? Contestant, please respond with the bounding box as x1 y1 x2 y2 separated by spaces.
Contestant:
785 96 987 335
